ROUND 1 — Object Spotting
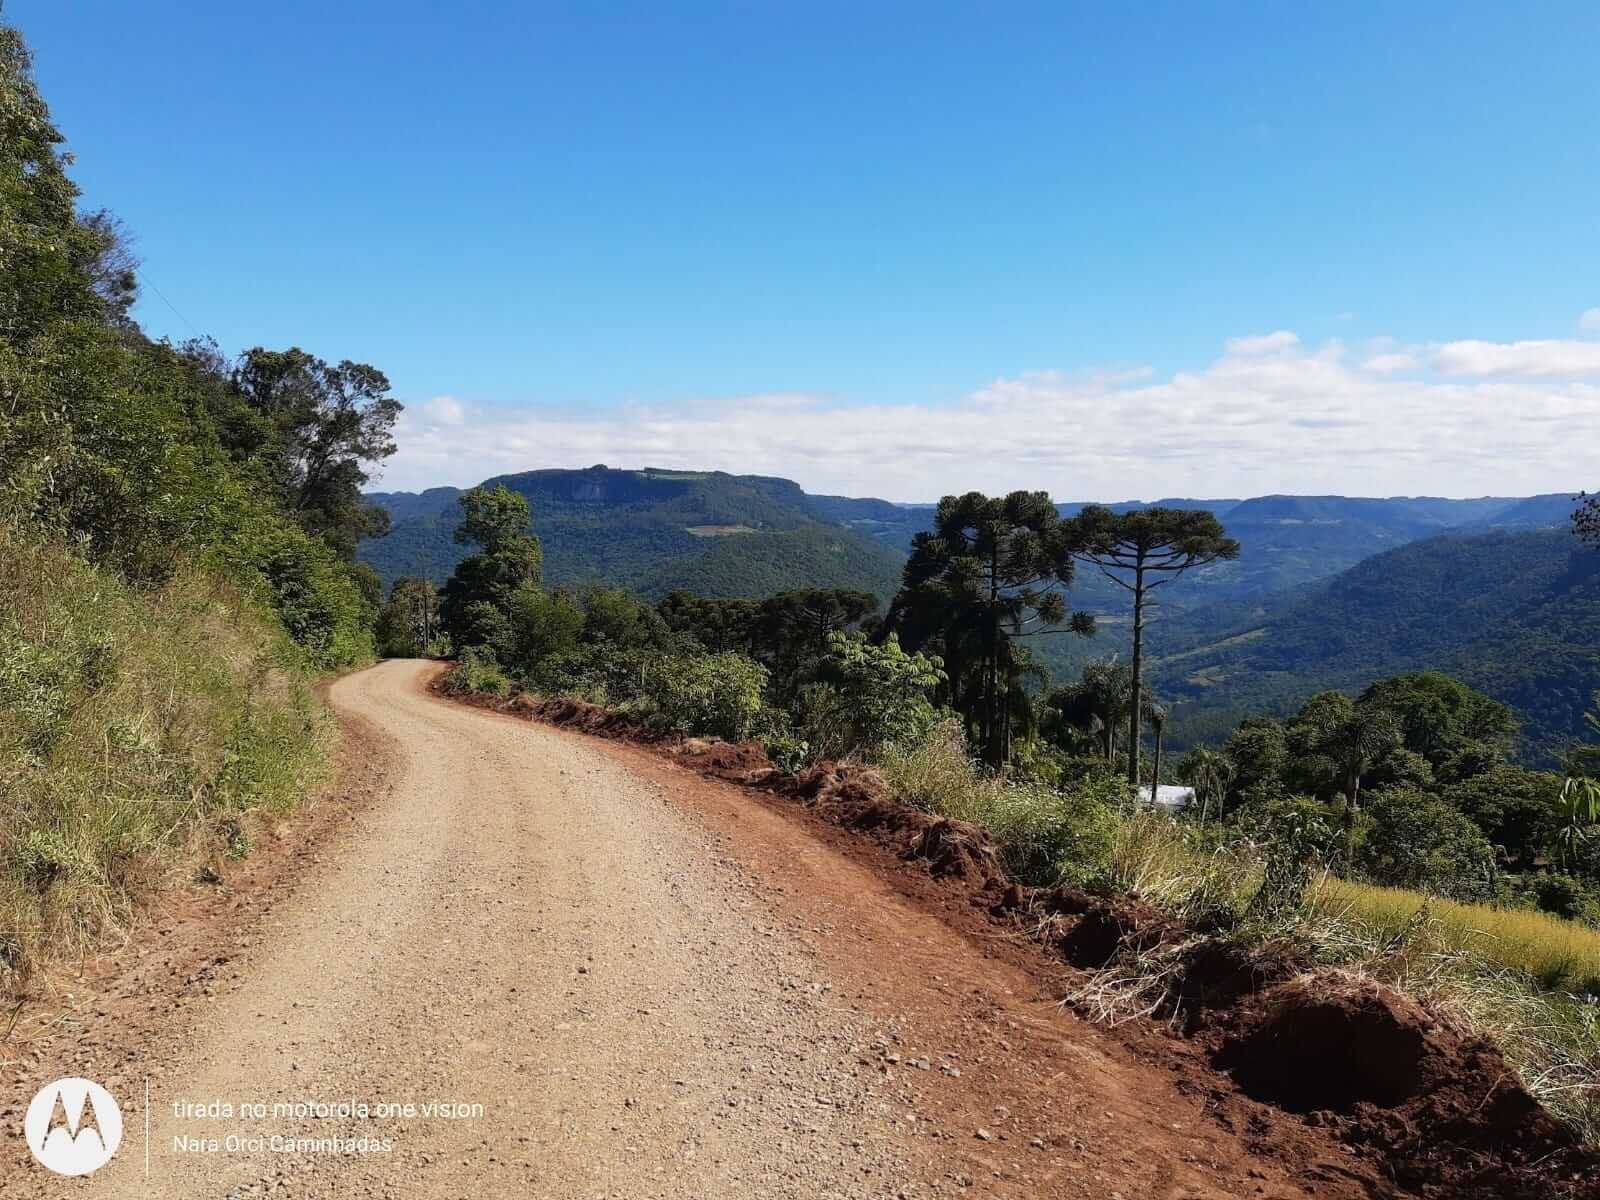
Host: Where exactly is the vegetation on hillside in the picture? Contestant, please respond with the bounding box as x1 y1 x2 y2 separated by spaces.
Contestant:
435 477 1600 1138
361 465 905 602
1151 528 1600 762
0 21 395 989
368 476 1589 760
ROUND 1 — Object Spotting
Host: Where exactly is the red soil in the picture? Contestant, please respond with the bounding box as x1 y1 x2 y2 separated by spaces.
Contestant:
454 680 1600 1200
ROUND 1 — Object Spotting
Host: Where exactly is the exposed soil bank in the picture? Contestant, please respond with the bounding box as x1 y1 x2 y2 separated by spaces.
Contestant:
456 683 1600 1199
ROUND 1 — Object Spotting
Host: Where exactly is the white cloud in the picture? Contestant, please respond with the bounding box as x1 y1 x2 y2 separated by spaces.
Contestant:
379 330 1599 502
1362 352 1419 374
1434 339 1600 378
1223 330 1299 355
422 395 466 426
1581 308 1600 334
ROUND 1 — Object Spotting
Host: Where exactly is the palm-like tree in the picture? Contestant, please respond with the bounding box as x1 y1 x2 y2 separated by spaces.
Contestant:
1293 692 1401 810
1046 657 1133 761
1553 776 1600 871
1180 747 1235 822
1555 693 1600 869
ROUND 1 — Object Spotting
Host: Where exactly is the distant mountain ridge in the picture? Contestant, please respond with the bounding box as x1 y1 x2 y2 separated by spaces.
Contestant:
360 469 1585 755
363 466 905 602
364 468 1570 607
1150 528 1600 764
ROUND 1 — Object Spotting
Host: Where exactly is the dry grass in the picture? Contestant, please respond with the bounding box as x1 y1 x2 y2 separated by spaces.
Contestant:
876 727 1600 1141
0 530 329 994
1313 876 1600 994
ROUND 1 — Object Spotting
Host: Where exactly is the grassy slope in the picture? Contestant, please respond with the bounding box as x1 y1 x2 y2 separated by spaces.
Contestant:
0 530 330 990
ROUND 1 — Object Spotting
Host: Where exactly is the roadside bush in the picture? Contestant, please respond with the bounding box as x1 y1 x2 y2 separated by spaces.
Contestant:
646 651 768 742
762 731 810 774
443 646 511 697
800 632 945 758
992 773 1125 887
1356 787 1498 901
1245 805 1333 922
881 719 1126 886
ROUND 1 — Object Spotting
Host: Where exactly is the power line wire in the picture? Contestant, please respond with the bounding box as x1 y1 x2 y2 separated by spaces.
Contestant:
142 274 203 339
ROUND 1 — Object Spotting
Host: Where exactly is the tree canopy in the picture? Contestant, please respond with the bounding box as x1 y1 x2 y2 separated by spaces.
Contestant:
887 491 1092 766
1067 505 1238 785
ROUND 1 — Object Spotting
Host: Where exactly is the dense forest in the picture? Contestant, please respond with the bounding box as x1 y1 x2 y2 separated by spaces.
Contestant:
367 473 1590 759
1151 528 1600 762
413 480 1600 921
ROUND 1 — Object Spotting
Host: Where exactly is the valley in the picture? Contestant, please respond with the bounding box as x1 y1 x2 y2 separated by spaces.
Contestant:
362 468 1588 761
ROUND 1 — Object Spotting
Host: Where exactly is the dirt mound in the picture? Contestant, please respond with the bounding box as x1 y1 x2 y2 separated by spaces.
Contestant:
1056 895 1175 968
1223 975 1434 1110
1219 974 1587 1197
788 762 1002 882
514 695 657 740
670 737 772 781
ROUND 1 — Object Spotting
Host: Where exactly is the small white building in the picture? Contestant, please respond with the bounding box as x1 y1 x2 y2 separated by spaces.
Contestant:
1136 784 1195 813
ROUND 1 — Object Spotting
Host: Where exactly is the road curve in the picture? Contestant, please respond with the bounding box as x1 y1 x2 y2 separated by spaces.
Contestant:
65 659 911 1198
19 658 1357 1199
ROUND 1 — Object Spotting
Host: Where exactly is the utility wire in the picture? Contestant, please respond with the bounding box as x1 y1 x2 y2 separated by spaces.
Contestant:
141 274 204 339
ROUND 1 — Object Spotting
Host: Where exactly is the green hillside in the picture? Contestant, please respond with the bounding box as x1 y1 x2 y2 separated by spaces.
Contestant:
810 492 1553 621
635 525 904 601
363 465 906 604
1150 529 1600 763
365 478 1582 726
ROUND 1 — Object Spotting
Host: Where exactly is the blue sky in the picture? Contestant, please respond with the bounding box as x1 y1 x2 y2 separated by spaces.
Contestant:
13 2 1600 499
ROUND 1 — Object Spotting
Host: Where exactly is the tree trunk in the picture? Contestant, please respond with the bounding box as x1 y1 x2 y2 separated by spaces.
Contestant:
1127 563 1146 789
1150 718 1164 805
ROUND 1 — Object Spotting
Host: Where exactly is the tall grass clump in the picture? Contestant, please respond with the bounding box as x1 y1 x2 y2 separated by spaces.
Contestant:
880 719 1126 886
0 530 328 994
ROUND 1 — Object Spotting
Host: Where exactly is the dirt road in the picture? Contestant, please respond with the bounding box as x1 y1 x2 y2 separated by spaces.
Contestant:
7 660 1368 1198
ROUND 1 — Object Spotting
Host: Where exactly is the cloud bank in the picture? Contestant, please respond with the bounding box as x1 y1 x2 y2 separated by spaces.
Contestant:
382 319 1600 502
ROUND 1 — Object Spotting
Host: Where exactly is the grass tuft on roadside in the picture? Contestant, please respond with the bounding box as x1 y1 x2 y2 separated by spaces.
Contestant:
0 530 330 994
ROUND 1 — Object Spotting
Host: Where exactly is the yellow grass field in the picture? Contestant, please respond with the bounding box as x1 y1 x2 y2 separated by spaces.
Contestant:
1313 875 1600 993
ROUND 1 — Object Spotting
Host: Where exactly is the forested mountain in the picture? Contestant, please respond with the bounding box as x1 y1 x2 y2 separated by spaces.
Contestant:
1150 529 1600 763
369 475 1562 615
365 470 1589 755
364 466 902 602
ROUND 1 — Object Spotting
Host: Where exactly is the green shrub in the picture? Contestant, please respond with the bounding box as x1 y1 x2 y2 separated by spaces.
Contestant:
443 646 512 697
1356 787 1498 901
802 632 945 758
762 731 810 774
881 719 1127 886
990 774 1124 887
646 651 768 742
